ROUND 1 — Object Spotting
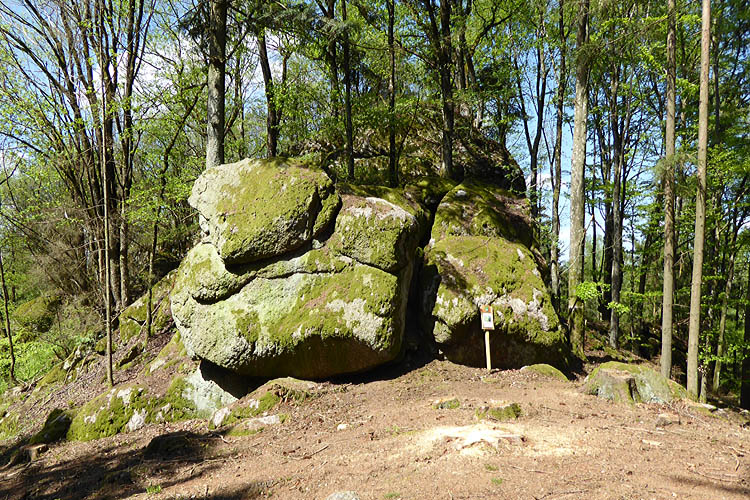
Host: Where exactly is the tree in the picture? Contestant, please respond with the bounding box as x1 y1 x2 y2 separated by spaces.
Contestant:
206 0 228 169
408 0 461 181
687 0 711 399
0 248 16 385
387 0 397 187
342 0 355 180
660 0 677 379
549 0 568 307
568 0 590 358
742 261 750 409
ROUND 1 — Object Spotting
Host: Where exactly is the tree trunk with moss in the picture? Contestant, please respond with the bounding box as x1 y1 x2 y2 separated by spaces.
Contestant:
568 0 590 358
687 0 710 399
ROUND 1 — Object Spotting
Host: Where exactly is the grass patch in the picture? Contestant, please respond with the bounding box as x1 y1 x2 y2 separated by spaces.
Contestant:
484 464 499 472
146 484 162 494
491 477 504 486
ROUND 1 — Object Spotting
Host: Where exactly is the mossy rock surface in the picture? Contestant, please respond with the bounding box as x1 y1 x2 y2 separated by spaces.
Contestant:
422 235 567 369
172 256 409 379
421 181 568 370
13 295 61 333
582 362 686 404
172 201 417 379
431 180 535 249
328 194 420 273
189 158 340 264
67 363 240 442
119 271 176 342
29 408 74 444
520 364 568 381
476 403 522 421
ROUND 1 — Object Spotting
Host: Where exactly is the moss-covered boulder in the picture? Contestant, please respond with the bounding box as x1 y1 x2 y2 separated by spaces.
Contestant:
29 408 74 444
520 364 568 381
13 294 61 334
67 362 242 441
172 248 412 379
173 170 421 379
189 158 340 264
118 272 175 342
329 194 420 273
421 181 569 369
582 362 687 404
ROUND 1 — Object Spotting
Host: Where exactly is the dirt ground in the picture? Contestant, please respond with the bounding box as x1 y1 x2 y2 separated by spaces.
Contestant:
1 348 749 500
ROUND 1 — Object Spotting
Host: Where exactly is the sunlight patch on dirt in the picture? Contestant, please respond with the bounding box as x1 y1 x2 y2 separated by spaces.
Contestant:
412 421 582 458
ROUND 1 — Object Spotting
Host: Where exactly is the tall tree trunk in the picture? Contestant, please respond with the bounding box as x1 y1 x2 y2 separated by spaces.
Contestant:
687 0 711 399
438 0 458 180
101 75 114 388
387 0 397 187
712 249 736 392
342 0 355 181
206 0 227 170
609 144 623 348
661 0 677 379
741 263 750 410
568 0 590 359
257 28 280 158
0 249 16 385
550 0 566 308
323 0 340 116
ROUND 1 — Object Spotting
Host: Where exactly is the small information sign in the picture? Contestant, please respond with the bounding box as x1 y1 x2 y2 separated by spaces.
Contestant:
480 305 494 330
479 305 494 371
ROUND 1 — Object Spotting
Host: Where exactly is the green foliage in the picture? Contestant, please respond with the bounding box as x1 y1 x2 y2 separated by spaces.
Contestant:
575 281 607 302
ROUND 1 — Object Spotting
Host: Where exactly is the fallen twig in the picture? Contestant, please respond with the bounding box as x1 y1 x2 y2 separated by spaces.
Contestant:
506 463 549 474
287 443 329 460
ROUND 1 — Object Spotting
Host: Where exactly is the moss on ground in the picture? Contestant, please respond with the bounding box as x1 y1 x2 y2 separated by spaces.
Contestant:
29 408 75 444
0 411 20 441
433 398 460 410
476 403 522 421
13 295 61 333
521 364 568 381
36 363 67 389
119 272 175 342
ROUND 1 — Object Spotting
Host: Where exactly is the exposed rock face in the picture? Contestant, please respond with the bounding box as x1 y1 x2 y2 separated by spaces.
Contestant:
421 180 570 369
189 158 340 265
172 159 421 379
582 362 687 404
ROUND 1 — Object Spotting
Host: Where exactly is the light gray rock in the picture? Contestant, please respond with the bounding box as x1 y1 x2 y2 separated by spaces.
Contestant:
421 180 570 369
172 161 423 379
189 158 340 264
325 492 361 500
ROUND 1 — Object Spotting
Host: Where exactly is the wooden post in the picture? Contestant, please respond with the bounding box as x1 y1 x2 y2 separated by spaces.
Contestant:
480 305 495 371
485 330 492 371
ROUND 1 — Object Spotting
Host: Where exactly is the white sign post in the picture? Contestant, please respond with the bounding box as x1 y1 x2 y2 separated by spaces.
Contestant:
480 305 494 370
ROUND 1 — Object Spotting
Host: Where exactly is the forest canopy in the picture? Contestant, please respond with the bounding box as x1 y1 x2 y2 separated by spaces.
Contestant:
0 0 748 404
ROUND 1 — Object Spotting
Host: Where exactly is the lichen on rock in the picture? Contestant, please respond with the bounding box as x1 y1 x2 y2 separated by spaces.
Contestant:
582 362 686 404
421 181 570 370
188 158 341 264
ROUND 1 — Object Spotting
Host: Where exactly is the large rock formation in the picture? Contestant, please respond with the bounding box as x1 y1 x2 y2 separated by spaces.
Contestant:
171 159 421 379
420 180 570 369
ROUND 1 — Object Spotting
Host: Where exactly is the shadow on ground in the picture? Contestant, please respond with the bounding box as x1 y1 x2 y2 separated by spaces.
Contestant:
0 429 270 500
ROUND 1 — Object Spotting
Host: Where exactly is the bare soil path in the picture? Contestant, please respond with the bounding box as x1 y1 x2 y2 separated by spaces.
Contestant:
1 357 749 500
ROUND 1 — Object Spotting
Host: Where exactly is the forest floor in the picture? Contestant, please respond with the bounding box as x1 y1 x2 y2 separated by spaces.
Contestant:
1 334 749 500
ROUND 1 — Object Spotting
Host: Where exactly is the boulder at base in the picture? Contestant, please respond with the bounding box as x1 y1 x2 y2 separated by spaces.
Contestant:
582 362 687 404
172 159 421 379
421 180 570 369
